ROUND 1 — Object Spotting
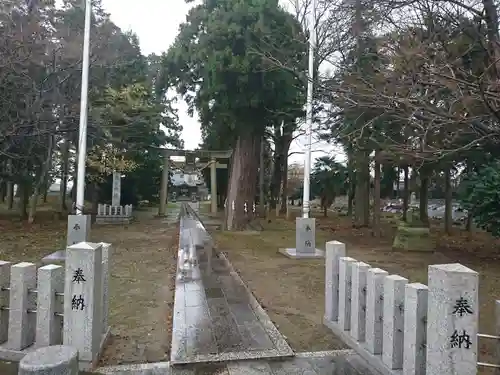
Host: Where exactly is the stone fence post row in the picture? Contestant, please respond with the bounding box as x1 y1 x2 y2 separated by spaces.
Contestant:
0 242 109 371
324 240 479 375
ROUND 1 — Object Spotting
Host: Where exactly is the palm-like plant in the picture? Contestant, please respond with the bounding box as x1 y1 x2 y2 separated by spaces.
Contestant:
311 156 349 216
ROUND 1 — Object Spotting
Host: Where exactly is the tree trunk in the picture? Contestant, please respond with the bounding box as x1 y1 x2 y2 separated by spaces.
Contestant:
29 135 54 224
279 136 292 215
18 182 30 220
396 167 400 198
270 125 283 210
91 182 100 224
354 150 370 227
6 182 14 210
444 166 453 235
483 0 500 77
465 161 473 233
269 153 283 210
419 171 430 226
259 137 265 217
402 166 409 221
71 166 78 212
0 181 5 203
346 149 355 218
372 152 381 236
60 138 70 212
225 133 260 230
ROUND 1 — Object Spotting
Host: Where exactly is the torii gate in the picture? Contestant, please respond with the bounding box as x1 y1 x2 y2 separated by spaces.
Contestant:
158 149 232 216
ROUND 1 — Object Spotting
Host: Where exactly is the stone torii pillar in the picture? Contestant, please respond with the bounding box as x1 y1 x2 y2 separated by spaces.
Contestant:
158 153 170 216
210 157 217 214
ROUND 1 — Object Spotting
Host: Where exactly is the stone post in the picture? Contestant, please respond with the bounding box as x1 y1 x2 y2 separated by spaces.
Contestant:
403 283 428 375
210 157 217 214
0 261 10 344
111 171 121 207
295 217 316 254
351 261 370 342
496 300 500 374
100 243 111 334
158 154 170 216
324 241 345 322
338 257 356 331
36 264 64 347
383 275 408 369
426 263 478 375
66 215 91 247
365 267 388 355
7 262 37 350
63 242 103 364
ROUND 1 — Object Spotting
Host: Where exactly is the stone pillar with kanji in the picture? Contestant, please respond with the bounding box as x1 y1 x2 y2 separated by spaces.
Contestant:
66 215 91 246
63 242 103 367
111 171 121 207
279 217 324 259
210 157 217 214
426 263 478 375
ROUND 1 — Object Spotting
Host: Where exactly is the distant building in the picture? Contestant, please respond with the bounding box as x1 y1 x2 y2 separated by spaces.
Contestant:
288 163 304 180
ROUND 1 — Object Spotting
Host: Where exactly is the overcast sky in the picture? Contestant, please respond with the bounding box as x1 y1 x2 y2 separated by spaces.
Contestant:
100 0 339 164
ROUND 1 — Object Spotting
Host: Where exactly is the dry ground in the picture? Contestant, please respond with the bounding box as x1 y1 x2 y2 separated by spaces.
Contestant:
0 202 178 366
2 197 499 373
210 208 500 374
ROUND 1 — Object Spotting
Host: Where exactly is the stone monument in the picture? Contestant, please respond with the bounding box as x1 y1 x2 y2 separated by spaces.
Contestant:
111 171 121 207
95 171 133 224
279 217 324 259
393 210 435 252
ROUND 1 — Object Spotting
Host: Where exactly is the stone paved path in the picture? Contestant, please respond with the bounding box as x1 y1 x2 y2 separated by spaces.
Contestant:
97 350 372 374
96 203 379 375
171 207 293 364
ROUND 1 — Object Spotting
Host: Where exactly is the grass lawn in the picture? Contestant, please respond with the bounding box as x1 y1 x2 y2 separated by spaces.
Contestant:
0 201 178 366
1 198 498 373
210 207 500 374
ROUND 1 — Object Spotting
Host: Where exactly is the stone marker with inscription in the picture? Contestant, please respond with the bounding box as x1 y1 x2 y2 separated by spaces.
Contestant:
111 171 121 207
426 263 478 375
66 215 91 247
64 242 107 369
279 217 324 259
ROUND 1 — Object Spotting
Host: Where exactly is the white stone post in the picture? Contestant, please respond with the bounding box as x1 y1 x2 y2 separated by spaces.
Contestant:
365 267 388 355
210 157 217 214
496 300 500 372
66 215 91 247
426 264 478 375
295 217 316 254
338 257 356 331
383 275 408 369
0 261 10 344
100 243 111 334
324 241 345 322
7 262 37 350
111 171 121 207
351 261 370 342
403 283 428 375
36 264 64 347
63 242 103 363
